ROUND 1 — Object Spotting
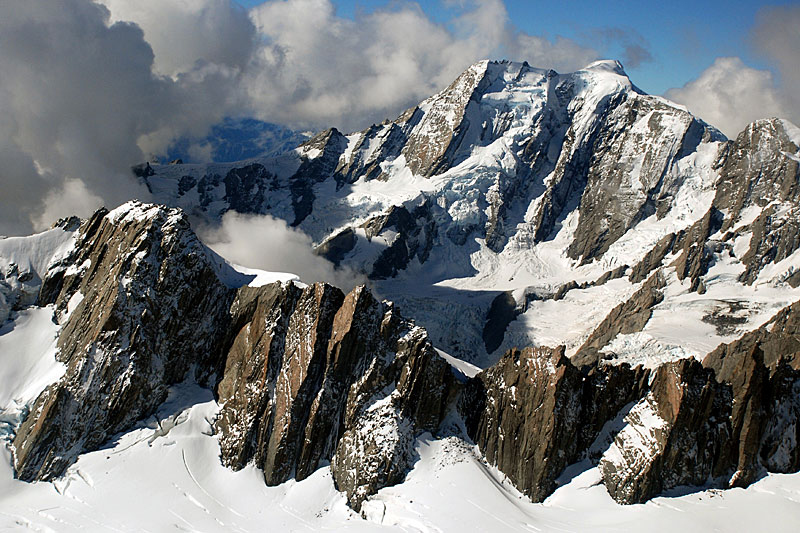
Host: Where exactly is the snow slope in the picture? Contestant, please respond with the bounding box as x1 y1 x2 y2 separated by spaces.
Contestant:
1 384 798 532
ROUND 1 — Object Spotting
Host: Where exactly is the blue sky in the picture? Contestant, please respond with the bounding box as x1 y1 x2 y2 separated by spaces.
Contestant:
235 0 792 95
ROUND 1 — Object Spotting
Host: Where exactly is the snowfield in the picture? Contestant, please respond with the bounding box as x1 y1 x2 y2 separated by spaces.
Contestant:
1 383 799 532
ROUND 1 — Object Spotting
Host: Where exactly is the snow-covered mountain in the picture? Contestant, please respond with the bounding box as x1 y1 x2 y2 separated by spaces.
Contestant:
3 59 800 531
142 59 800 367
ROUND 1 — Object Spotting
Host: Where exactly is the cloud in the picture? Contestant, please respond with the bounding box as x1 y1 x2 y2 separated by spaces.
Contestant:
0 0 251 235
97 0 256 78
199 211 364 290
665 57 791 139
244 0 600 131
751 5 800 118
665 5 800 139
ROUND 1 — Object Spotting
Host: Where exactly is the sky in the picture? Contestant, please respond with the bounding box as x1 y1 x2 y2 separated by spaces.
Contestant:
235 0 795 95
0 0 798 236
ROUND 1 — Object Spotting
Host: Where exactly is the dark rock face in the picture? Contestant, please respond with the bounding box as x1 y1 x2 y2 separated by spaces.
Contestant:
13 203 235 481
401 62 489 177
599 359 731 504
714 118 800 224
629 233 676 284
461 346 649 502
215 282 344 483
460 298 800 507
315 228 357 266
481 291 519 354
462 346 583 502
739 204 800 285
360 203 436 280
224 163 277 214
290 129 350 226
215 283 456 510
466 348 581 501
567 97 713 263
599 301 800 504
669 208 725 291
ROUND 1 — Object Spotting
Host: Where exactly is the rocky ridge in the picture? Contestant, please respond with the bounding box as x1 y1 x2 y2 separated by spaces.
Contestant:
7 202 457 510
2 200 800 511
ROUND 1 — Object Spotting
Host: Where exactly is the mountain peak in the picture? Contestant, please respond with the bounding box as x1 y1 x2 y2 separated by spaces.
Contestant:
583 59 627 76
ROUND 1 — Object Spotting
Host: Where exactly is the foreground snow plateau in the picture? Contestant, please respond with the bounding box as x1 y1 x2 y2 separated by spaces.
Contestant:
1 384 799 532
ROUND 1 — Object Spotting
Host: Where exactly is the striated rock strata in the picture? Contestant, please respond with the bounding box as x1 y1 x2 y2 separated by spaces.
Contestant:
11 202 457 511
216 282 456 510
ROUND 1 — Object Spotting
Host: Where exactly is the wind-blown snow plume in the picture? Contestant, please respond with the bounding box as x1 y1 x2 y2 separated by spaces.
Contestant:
199 211 363 290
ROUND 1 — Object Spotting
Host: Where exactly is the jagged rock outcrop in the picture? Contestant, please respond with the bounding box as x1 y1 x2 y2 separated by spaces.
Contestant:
11 202 457 511
360 203 437 279
13 202 236 481
216 282 457 510
599 359 730 504
461 346 649 502
714 118 800 225
315 228 356 266
460 298 800 507
599 299 800 504
704 301 800 479
224 163 278 214
7 200 458 510
290 129 349 225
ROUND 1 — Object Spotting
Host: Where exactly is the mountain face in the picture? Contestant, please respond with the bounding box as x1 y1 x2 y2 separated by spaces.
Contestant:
141 59 800 369
3 59 800 522
6 200 800 512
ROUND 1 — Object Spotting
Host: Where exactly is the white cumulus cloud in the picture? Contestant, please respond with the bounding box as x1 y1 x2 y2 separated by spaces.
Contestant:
199 211 364 289
665 5 800 139
665 57 791 139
